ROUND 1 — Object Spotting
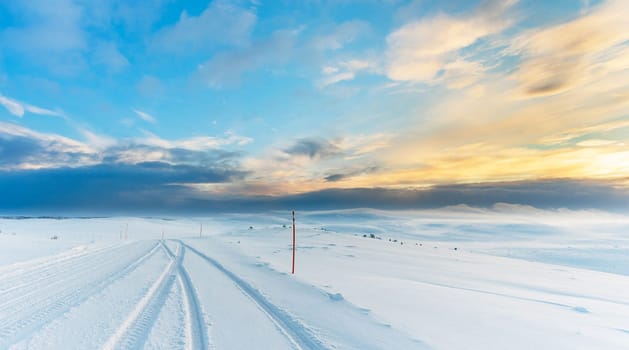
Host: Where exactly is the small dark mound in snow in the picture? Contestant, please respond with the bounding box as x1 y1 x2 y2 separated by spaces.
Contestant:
328 293 344 301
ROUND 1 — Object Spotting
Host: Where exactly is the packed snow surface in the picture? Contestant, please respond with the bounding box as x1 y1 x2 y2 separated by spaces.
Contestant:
1 206 629 349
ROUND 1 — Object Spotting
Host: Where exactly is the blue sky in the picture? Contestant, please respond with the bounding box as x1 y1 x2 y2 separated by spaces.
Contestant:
1 0 628 213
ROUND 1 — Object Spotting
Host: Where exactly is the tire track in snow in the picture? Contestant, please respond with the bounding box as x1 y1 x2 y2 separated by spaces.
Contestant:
179 240 327 350
163 241 209 350
0 241 161 349
0 243 124 296
102 241 209 350
102 241 177 350
0 243 154 317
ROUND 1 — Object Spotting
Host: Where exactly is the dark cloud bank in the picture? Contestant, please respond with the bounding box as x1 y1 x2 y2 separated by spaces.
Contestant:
1 163 627 215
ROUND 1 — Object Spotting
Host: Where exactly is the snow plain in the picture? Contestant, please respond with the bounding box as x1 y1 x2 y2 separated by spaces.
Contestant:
1 206 629 349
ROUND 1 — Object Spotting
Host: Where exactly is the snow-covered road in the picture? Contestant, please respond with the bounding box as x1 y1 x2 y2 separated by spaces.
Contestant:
0 236 423 350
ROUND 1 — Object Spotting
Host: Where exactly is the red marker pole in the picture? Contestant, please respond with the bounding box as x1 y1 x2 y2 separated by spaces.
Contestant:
292 210 296 274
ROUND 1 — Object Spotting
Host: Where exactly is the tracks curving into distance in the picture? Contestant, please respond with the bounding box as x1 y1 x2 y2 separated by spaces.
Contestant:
178 240 327 350
1 238 327 350
103 241 209 350
163 241 209 350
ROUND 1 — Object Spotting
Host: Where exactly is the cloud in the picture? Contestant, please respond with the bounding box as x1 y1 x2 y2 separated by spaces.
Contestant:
576 139 618 147
100 130 251 167
92 42 129 73
335 133 392 157
136 75 165 98
324 174 345 182
0 0 85 52
318 59 376 87
324 165 380 182
263 179 629 212
0 162 247 214
0 122 252 174
0 94 64 118
103 143 242 169
78 128 117 150
151 0 256 54
537 120 629 146
1 170 625 214
0 122 99 169
284 137 341 159
0 95 24 117
0 134 48 166
234 133 392 196
137 130 252 152
310 20 370 51
385 0 515 84
0 0 87 75
367 0 629 189
511 0 629 97
133 109 157 124
198 28 298 88
198 19 370 88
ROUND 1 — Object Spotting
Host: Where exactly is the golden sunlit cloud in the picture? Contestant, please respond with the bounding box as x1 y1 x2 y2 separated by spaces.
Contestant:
226 0 629 196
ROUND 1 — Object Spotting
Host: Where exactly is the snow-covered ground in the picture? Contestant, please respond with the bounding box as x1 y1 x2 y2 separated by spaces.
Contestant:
1 206 629 349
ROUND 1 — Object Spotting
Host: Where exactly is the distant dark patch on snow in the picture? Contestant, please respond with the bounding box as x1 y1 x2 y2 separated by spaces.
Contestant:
328 293 344 301
573 306 589 314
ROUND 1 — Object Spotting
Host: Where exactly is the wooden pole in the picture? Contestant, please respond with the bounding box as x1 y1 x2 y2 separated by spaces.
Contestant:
292 210 296 274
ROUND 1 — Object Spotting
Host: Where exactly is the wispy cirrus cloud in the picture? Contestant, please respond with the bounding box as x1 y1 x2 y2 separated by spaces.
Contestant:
318 59 377 87
198 19 371 88
133 109 157 123
0 95 24 117
0 94 64 118
137 130 252 151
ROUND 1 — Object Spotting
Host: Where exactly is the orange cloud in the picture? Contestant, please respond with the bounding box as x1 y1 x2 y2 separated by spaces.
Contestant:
511 0 629 97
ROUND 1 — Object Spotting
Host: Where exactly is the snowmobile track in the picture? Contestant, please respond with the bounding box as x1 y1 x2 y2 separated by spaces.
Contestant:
102 241 178 350
103 241 209 350
179 240 327 350
163 241 209 350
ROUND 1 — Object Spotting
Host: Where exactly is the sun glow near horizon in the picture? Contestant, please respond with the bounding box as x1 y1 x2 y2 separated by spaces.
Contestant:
0 0 628 211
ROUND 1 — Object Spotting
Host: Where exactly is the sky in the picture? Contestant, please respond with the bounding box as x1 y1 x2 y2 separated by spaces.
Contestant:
0 0 628 214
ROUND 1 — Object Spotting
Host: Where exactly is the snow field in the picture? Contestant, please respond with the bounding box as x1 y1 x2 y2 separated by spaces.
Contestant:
1 209 628 349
